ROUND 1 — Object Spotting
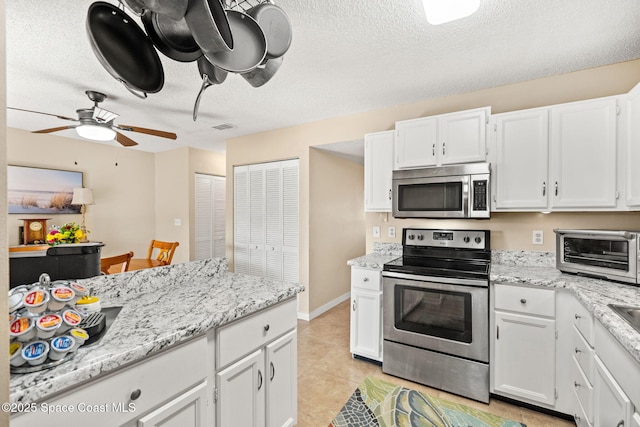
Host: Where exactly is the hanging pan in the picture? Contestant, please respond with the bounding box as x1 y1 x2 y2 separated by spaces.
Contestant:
87 2 164 98
185 0 234 55
122 0 188 20
141 10 203 62
240 56 283 87
245 2 292 60
193 57 228 121
205 10 267 73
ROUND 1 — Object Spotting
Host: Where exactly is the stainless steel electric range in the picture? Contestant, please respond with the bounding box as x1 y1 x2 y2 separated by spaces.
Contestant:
382 228 491 403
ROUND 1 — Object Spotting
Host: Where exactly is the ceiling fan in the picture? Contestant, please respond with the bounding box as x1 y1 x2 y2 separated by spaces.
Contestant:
8 90 177 147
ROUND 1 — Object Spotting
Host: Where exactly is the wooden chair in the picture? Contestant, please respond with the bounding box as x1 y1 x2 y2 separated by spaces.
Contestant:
100 251 134 275
147 240 179 265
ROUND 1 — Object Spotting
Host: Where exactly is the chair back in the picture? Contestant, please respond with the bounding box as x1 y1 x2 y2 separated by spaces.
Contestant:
100 251 134 275
147 240 179 265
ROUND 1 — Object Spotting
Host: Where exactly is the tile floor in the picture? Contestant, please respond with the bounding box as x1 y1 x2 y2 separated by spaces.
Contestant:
297 300 576 427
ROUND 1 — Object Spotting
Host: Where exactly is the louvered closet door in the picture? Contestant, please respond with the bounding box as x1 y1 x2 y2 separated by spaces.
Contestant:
234 166 250 274
249 165 266 276
282 160 299 283
195 174 226 261
265 166 283 280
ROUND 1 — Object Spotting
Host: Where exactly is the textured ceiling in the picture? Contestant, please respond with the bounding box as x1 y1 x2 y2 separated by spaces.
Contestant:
5 0 640 154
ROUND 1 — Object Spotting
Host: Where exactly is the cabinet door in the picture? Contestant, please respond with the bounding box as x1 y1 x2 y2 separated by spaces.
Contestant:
395 116 438 169
625 82 640 207
266 330 297 427
593 356 632 427
350 289 382 361
493 109 549 209
550 98 618 209
138 381 208 427
217 349 265 427
364 130 394 211
494 311 556 405
439 107 489 165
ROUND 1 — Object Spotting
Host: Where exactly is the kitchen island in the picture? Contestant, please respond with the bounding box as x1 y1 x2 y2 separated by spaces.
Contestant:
10 258 303 425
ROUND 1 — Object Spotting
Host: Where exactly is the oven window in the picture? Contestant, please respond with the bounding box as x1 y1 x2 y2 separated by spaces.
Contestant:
563 237 629 271
397 182 462 212
394 285 472 343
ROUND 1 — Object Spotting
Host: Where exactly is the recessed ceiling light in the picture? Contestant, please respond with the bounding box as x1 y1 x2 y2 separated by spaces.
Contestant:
422 0 480 25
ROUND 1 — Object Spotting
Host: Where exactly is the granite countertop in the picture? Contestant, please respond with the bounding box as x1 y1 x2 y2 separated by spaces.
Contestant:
10 258 304 404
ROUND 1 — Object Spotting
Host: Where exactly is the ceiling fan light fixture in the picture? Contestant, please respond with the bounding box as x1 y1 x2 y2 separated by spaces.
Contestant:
76 123 116 141
422 0 480 25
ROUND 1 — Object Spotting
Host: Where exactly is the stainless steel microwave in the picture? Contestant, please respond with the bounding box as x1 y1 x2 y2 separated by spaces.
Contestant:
392 163 490 219
555 229 640 285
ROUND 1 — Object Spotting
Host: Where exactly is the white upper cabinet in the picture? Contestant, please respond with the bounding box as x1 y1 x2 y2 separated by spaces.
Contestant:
364 130 394 212
625 82 640 207
491 108 549 210
395 107 489 169
549 97 619 209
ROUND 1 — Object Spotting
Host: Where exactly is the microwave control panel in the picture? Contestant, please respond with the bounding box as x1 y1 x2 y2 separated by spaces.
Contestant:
472 180 488 211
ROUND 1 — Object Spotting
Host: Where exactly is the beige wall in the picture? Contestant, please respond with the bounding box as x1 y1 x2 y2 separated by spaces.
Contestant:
227 59 640 316
1 0 9 421
309 148 365 315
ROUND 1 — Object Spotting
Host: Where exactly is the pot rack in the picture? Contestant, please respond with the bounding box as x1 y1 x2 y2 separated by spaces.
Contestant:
224 0 272 12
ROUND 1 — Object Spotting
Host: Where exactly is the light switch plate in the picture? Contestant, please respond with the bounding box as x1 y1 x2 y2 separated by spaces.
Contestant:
388 226 396 238
174 218 182 226
373 226 380 238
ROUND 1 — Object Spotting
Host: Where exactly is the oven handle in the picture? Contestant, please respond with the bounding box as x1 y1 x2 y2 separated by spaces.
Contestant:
382 270 489 288
554 229 635 239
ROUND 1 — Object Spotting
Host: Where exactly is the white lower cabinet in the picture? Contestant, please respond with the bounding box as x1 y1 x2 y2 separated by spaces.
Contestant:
350 267 383 362
593 355 632 427
11 336 211 427
137 381 209 427
216 299 297 427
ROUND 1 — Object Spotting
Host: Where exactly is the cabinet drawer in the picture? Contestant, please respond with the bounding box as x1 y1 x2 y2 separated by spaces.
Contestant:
572 298 594 346
351 267 381 292
12 336 208 427
573 325 595 384
571 356 593 424
217 298 296 369
494 284 555 317
573 391 593 427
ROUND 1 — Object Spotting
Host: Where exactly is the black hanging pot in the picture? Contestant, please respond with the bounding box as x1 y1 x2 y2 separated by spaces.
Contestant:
141 10 203 62
86 2 164 98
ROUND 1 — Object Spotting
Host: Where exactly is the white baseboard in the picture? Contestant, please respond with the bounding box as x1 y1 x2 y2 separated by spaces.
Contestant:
297 291 350 321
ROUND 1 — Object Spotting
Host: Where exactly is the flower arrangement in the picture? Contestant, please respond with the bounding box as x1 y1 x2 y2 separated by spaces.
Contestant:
46 222 85 245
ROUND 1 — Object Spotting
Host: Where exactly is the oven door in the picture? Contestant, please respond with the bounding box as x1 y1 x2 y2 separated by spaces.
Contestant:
383 273 488 362
392 175 469 218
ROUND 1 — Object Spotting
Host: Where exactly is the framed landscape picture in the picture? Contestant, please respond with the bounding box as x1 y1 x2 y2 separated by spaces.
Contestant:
7 165 83 214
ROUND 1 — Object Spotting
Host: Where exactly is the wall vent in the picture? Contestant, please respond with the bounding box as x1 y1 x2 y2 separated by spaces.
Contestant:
212 123 235 131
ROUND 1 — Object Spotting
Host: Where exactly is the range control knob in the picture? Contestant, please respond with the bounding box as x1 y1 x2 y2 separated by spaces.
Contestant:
463 236 471 243
475 236 482 244
407 234 415 240
417 234 424 240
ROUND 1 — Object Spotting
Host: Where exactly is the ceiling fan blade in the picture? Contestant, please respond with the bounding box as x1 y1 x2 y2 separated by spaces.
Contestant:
33 125 77 134
117 124 177 140
8 107 77 122
115 131 139 147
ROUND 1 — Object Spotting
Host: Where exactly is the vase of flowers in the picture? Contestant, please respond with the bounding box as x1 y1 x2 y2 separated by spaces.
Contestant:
46 222 86 245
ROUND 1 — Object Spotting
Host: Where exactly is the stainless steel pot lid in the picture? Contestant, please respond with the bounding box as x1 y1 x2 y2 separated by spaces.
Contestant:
204 10 267 73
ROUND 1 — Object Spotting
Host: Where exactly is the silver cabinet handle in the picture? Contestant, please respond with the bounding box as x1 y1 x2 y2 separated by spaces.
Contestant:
555 181 558 196
264 324 270 332
496 325 499 340
352 300 357 311
363 277 369 282
574 381 581 388
575 348 581 354
617 421 624 427
542 182 546 196
442 142 446 156
388 189 392 200
257 370 263 390
270 361 275 381
130 389 142 401
520 298 527 304
575 314 581 320
432 143 435 156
